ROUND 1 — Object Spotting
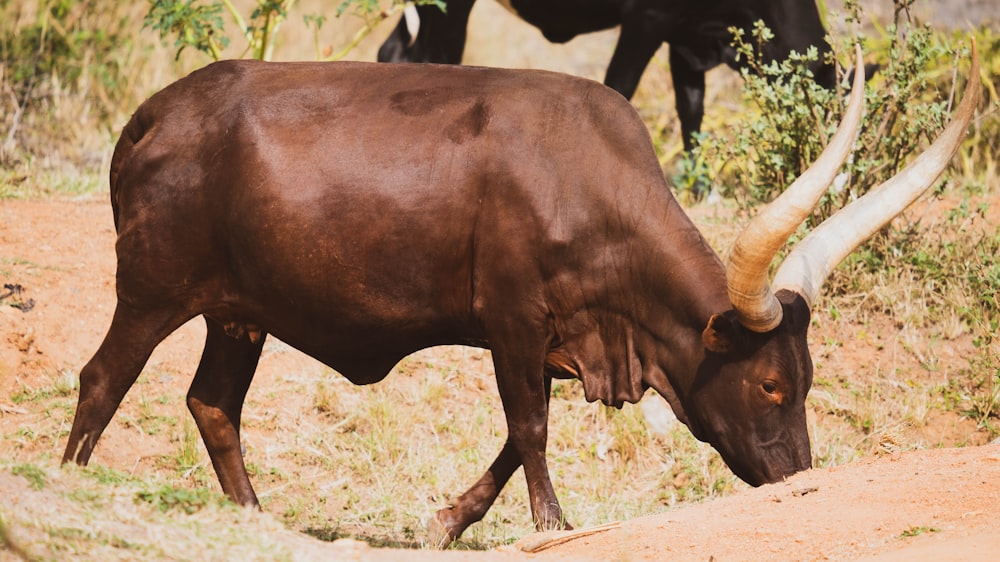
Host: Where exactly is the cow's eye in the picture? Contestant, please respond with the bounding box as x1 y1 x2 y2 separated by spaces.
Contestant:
761 380 778 395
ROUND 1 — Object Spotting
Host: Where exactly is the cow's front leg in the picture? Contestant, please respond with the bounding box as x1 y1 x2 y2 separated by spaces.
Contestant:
669 46 707 154
669 46 713 197
428 375 562 548
604 18 666 100
427 440 521 548
492 355 566 532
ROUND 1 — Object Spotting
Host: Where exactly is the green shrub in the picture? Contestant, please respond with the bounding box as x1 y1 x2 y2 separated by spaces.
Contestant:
143 0 446 62
703 2 974 226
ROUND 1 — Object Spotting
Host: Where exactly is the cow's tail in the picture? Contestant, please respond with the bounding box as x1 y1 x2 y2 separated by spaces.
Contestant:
108 112 148 232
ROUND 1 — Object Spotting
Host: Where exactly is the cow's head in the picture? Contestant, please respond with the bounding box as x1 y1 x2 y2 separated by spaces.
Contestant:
684 290 813 485
667 43 979 486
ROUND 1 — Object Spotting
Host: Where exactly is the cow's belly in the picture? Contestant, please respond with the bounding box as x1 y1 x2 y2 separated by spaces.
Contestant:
209 289 484 385
216 241 480 384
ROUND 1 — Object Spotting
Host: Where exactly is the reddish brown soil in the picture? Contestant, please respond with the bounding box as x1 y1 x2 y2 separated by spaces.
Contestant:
204 442 1000 562
2 197 998 561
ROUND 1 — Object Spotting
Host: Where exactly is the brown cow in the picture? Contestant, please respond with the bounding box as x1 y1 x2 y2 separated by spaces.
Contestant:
63 43 978 547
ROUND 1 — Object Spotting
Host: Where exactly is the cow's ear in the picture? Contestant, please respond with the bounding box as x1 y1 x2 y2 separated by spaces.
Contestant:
702 313 738 354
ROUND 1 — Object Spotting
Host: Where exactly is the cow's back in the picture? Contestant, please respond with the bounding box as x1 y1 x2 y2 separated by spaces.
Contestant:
109 60 671 378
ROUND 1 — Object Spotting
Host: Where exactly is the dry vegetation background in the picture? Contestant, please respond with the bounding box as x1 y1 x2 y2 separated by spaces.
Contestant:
1 0 999 559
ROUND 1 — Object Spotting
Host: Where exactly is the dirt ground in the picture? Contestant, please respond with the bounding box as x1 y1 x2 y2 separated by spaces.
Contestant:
2 196 998 561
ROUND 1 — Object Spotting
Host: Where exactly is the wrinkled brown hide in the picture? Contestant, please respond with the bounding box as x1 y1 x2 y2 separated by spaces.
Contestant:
64 61 814 545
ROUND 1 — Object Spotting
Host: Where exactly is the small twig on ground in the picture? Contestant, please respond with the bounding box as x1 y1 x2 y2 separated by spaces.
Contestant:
0 404 30 415
514 521 622 553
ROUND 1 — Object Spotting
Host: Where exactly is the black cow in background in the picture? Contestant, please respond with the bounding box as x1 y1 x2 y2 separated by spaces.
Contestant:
378 0 839 156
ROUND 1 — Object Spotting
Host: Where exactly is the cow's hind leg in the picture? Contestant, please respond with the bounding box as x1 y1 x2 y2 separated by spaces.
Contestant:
186 317 266 507
63 304 186 466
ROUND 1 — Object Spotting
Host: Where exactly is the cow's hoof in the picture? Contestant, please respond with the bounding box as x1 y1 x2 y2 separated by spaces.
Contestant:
426 510 457 549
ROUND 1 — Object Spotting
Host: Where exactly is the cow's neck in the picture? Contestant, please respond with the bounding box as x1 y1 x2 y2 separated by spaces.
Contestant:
635 201 733 426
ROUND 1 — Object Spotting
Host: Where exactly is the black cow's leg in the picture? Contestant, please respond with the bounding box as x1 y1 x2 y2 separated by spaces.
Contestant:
669 47 707 154
377 0 476 64
63 303 185 466
604 19 665 100
186 317 266 507
427 375 559 547
669 47 711 196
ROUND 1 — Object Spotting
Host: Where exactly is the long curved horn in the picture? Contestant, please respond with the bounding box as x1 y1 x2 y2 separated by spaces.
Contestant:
726 45 867 332
772 40 981 305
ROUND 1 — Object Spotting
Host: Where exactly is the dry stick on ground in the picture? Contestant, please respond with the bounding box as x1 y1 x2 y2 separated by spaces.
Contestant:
514 521 622 553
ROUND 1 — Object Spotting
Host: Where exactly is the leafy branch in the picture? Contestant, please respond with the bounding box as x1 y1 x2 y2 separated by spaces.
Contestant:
144 0 445 62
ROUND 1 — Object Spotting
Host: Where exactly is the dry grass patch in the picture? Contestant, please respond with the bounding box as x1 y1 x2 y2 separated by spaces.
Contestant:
0 460 306 561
